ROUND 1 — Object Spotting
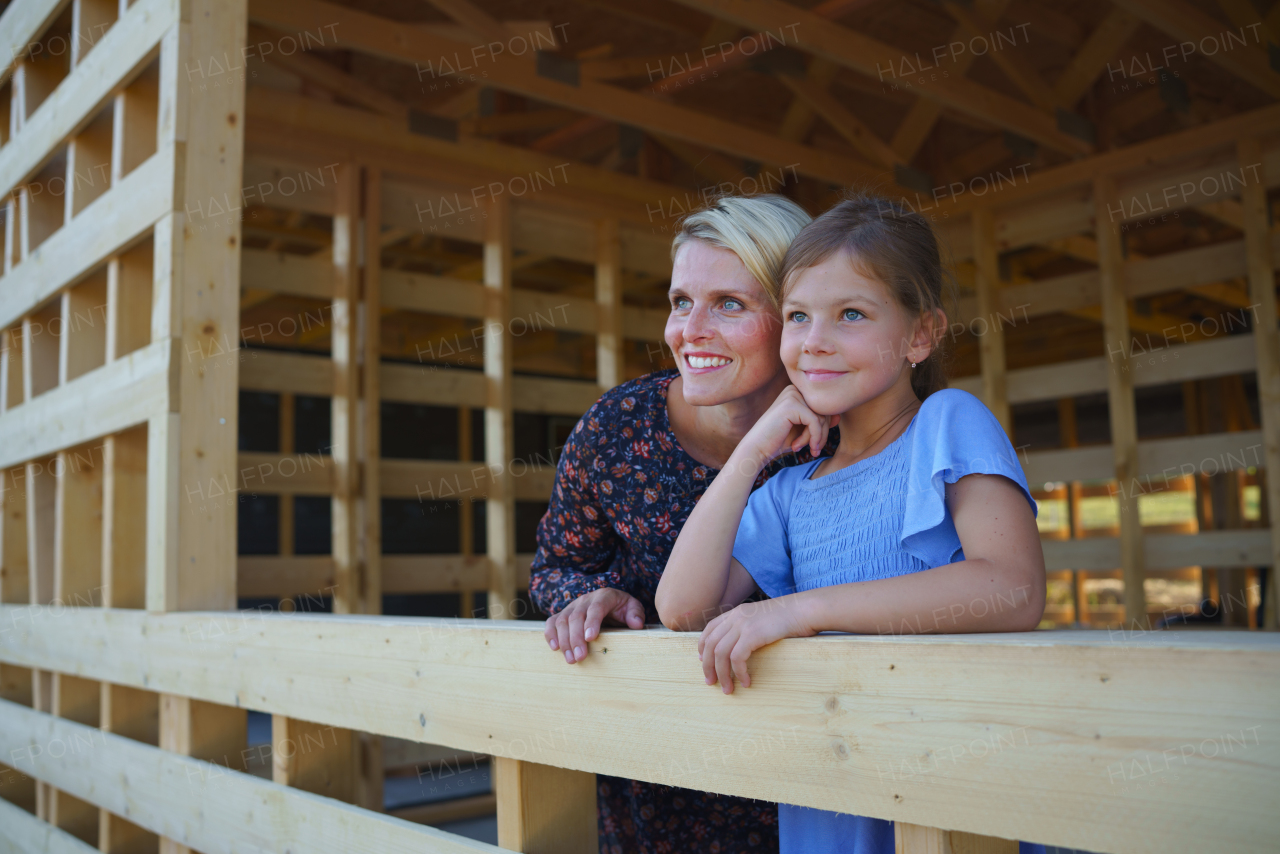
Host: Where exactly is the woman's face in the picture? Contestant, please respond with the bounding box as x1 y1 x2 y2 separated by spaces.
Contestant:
664 240 786 406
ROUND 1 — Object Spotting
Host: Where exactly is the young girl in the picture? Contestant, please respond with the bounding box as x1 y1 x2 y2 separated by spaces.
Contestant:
654 194 1047 854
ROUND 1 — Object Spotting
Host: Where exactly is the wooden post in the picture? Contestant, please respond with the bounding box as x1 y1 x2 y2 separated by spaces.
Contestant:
272 715 354 802
494 757 597 854
458 407 475 618
332 162 362 615
595 217 623 390
971 208 1010 434
1094 174 1147 631
484 195 516 619
147 3 249 852
279 392 295 562
895 823 1018 854
1238 137 1280 631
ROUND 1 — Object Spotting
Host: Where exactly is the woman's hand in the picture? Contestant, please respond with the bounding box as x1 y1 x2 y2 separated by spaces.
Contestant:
698 595 815 693
545 588 646 664
733 385 837 472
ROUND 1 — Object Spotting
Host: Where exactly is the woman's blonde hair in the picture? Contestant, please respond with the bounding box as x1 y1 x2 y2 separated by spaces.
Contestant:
670 195 811 307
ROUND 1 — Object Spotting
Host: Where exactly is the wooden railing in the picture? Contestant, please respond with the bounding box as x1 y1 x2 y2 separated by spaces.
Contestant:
1 605 1277 853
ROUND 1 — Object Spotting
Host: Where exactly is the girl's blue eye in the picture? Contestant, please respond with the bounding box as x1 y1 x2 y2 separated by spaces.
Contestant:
843 308 864 321
789 311 808 323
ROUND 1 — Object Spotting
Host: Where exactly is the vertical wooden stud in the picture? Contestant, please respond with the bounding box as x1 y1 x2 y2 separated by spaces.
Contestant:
271 715 355 802
458 407 474 618
279 393 295 557
1238 137 1280 631
70 0 118 68
103 426 147 609
595 217 623 390
484 195 515 618
1094 174 1146 630
23 303 60 399
494 757 596 854
112 62 159 185
61 273 109 383
331 162 361 614
895 823 1018 854
971 208 1010 434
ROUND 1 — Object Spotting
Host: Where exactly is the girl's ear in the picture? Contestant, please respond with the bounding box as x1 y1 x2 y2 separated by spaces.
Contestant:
907 308 946 365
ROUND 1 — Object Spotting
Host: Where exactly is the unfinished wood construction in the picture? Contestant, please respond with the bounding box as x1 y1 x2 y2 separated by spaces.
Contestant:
1 0 1279 851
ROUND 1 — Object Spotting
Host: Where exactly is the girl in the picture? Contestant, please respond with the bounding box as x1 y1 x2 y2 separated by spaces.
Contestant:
654 194 1046 854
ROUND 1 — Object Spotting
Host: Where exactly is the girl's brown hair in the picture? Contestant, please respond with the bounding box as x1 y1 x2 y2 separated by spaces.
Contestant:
779 192 954 400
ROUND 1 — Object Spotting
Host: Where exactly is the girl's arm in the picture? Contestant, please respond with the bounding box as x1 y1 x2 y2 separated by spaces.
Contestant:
699 472 1045 692
656 386 832 632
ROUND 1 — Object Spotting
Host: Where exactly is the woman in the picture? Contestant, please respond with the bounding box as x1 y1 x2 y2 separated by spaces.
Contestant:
530 195 836 854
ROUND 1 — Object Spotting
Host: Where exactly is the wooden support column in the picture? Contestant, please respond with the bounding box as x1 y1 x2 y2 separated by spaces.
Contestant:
279 393 295 562
971 208 1010 434
484 195 516 618
1094 174 1147 630
494 757 597 854
357 165 383 812
895 823 1018 854
1239 136 1280 631
595 217 623 390
458 408 475 617
147 4 248 852
331 161 362 614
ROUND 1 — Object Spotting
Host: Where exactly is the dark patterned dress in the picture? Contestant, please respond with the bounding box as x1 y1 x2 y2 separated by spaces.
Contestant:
530 369 837 854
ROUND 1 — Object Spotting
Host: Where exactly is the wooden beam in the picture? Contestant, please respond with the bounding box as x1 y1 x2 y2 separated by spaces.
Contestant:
2 610 1278 852
0 700 492 854
331 162 362 615
971 208 1010 435
779 75 902 167
1238 136 1280 631
0 795 99 854
1053 9 1142 106
422 0 508 43
1095 173 1147 631
896 823 1018 854
1043 530 1274 572
494 758 596 854
596 217 623 389
662 0 1092 155
483 194 516 618
941 1 1065 111
247 0 891 187
1111 0 1280 99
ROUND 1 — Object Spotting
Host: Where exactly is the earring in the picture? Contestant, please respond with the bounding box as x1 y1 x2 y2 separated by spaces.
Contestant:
911 362 917 368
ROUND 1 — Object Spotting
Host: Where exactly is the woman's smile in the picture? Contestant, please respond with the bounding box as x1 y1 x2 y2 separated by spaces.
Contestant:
684 351 734 372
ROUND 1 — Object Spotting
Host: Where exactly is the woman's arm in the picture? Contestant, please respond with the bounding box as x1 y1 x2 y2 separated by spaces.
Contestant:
699 473 1045 692
530 409 646 663
656 386 832 632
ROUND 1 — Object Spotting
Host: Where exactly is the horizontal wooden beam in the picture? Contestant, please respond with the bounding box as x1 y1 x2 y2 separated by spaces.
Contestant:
0 149 169 333
0 338 170 469
247 0 889 188
0 0 172 198
237 554 535 598
950 331 1257 405
1043 530 1273 571
0 0 68 84
1 608 1276 852
1023 430 1264 485
0 699 500 854
0 793 98 854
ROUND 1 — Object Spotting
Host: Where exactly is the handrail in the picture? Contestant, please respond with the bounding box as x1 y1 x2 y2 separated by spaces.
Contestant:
1 605 1276 853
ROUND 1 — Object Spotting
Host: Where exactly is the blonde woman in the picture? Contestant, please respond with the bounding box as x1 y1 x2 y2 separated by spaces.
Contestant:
530 195 832 854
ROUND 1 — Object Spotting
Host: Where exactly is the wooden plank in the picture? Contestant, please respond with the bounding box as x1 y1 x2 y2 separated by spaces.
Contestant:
494 757 596 854
1043 530 1273 571
483 195 516 619
1238 137 1280 632
0 147 169 347
1 610 1278 853
1096 174 1147 630
237 452 334 494
241 347 333 395
0 795 99 854
0 700 499 854
235 554 534 597
330 163 361 616
896 823 1018 854
0 0 172 200
272 713 355 801
0 0 70 85
379 459 553 502
0 338 169 471
595 218 623 390
971 209 1009 434
241 247 332 300
1053 9 1142 106
392 793 496 827
1023 430 1265 486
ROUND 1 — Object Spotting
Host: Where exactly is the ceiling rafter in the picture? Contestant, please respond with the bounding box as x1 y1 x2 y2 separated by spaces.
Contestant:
1053 8 1142 108
663 0 1093 155
1110 0 1280 99
249 0 893 189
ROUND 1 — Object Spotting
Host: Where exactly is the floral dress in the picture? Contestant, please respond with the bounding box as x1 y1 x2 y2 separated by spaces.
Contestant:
530 369 837 854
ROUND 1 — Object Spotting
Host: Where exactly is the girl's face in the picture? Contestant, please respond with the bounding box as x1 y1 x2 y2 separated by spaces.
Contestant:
665 240 786 406
780 252 932 416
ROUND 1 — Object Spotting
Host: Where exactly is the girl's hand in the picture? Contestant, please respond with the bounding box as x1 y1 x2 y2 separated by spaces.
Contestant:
734 386 837 471
545 587 646 664
698 595 815 693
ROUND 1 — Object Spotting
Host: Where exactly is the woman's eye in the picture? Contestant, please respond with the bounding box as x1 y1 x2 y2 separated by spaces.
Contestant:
843 309 864 321
722 298 743 310
672 297 692 310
